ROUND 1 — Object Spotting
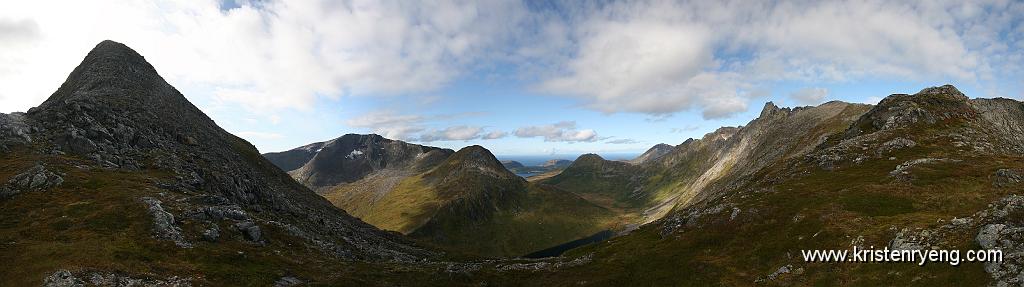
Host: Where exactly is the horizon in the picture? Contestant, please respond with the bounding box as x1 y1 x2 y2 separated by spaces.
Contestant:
1 1 1021 155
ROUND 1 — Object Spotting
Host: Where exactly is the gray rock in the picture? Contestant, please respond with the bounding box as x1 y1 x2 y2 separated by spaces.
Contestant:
142 197 190 248
889 228 926 251
1 164 64 198
977 224 1006 249
43 270 84 287
202 224 220 242
87 271 193 286
889 158 959 178
274 276 304 287
235 221 263 243
877 137 916 155
995 169 1023 187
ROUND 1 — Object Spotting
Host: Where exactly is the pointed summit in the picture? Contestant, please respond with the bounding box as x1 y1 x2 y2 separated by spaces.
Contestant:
37 40 177 111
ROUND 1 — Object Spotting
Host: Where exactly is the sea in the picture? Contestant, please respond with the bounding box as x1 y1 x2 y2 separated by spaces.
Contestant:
496 153 640 177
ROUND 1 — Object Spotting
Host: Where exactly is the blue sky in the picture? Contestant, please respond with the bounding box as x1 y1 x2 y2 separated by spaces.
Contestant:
1 1 1022 155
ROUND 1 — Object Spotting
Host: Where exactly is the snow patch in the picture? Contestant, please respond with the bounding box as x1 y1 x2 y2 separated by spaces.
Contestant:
346 150 364 159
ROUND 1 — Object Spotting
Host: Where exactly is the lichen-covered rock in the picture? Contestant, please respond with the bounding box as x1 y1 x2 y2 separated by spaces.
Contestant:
142 197 190 248
889 158 959 178
1 164 64 198
43 270 84 287
202 224 220 242
876 137 916 155
994 169 1023 188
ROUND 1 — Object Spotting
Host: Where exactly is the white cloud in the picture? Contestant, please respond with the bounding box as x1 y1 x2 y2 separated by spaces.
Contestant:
344 111 428 140
789 87 829 105
531 0 1022 117
514 121 599 142
345 110 500 142
418 126 484 142
483 130 508 140
1 0 1021 124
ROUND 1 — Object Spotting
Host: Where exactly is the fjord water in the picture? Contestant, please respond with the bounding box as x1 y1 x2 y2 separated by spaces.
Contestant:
496 153 639 166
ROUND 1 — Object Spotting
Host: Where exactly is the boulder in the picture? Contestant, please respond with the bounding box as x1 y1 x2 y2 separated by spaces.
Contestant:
235 221 264 243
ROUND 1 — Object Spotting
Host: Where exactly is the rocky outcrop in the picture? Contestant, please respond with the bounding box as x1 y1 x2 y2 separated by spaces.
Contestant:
889 158 959 178
0 164 64 198
43 270 84 287
994 169 1023 187
142 197 190 248
43 269 192 287
0 112 33 153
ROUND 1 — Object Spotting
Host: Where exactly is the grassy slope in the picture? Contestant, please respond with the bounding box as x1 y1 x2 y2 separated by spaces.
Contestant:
411 183 619 258
325 173 619 258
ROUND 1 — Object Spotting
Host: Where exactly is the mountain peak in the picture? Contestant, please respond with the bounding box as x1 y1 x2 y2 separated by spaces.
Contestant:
759 101 784 117
915 84 968 101
446 145 506 170
631 143 674 164
34 40 195 118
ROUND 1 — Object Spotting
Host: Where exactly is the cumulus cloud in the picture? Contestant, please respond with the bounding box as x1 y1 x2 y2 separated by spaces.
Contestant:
789 87 829 105
514 121 599 142
418 126 484 142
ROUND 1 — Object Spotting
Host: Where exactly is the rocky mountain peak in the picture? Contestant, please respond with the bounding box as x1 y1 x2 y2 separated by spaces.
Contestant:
35 40 186 113
760 101 782 116
916 84 967 101
286 133 453 189
847 84 976 137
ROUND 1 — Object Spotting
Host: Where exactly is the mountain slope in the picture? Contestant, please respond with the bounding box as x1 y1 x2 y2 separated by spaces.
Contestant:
276 134 454 191
321 145 618 257
544 100 873 224
512 85 1024 286
0 40 442 285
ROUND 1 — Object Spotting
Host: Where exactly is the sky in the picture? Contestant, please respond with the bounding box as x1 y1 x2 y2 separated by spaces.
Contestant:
0 0 1022 156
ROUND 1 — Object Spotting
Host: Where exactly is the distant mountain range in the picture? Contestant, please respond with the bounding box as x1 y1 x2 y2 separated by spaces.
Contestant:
4 40 1024 286
267 135 619 257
